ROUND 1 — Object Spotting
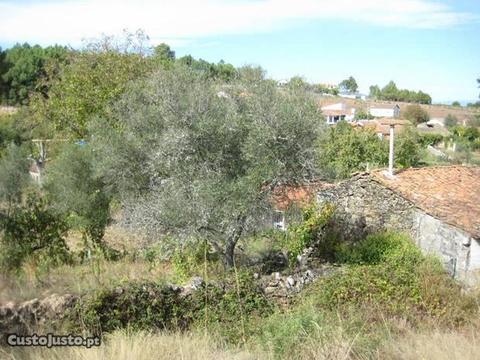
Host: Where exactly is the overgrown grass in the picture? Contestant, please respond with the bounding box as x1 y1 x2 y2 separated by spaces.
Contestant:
3 330 258 360
245 232 480 359
0 257 174 303
2 231 480 359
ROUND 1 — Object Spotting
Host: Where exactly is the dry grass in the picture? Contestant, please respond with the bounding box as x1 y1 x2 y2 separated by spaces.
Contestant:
0 258 174 303
380 326 480 360
3 331 258 360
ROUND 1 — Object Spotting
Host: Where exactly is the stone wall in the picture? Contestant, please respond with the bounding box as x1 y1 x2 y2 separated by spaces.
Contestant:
413 211 472 283
316 173 416 241
316 173 476 285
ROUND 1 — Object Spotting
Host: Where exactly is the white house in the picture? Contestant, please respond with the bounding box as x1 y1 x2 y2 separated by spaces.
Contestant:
338 92 367 100
321 102 356 125
369 104 400 118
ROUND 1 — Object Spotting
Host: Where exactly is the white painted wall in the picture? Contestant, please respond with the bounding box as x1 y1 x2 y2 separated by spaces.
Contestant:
370 108 395 118
469 239 480 270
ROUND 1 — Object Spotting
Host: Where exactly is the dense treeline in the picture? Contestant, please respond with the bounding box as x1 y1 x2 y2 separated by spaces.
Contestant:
0 43 69 104
0 37 237 107
369 80 432 104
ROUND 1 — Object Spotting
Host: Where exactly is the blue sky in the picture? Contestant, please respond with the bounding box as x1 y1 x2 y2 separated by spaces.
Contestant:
0 0 479 103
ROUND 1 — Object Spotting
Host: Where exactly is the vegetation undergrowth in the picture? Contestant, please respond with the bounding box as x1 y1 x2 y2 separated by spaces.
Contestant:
247 232 479 359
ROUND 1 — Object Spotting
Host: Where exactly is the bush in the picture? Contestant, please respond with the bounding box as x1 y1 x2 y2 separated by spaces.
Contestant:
305 232 477 325
404 104 430 125
335 232 421 266
318 121 388 179
0 194 70 272
283 203 335 266
419 133 444 147
45 144 112 256
73 282 188 335
0 143 30 207
191 269 274 343
444 114 458 128
171 240 220 282
395 128 421 168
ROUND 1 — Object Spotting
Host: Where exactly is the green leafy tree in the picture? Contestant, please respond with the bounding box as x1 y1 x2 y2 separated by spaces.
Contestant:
1 43 68 104
451 101 461 107
176 55 237 82
339 76 358 93
92 66 323 267
318 121 387 179
33 33 155 139
153 43 175 61
369 81 431 104
0 143 30 215
44 144 111 256
0 47 9 103
395 128 421 168
381 81 399 101
0 194 70 272
287 76 310 91
369 85 381 99
403 104 430 125
152 43 175 69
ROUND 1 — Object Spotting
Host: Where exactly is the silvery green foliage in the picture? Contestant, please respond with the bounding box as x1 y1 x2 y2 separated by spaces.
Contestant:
0 143 30 211
92 65 324 265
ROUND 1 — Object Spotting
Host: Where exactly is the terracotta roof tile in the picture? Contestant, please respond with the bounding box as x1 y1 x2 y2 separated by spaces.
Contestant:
371 166 480 238
271 182 334 211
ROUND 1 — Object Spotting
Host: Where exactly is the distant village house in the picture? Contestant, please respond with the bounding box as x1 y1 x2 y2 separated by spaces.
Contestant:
369 104 400 118
321 102 356 125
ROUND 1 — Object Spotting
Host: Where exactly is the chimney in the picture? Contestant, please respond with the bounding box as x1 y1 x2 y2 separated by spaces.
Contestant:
388 125 395 176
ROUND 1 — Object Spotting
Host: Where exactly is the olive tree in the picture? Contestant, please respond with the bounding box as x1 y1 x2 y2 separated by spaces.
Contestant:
44 143 112 257
93 65 324 267
0 143 30 215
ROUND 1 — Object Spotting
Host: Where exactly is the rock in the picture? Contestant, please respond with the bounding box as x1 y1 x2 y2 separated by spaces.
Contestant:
274 272 281 281
190 276 205 290
0 294 79 338
253 272 260 280
264 286 277 295
286 276 296 288
114 287 124 295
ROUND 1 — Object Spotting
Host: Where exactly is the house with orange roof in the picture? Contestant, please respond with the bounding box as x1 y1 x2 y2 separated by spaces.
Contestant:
317 165 480 286
269 182 333 230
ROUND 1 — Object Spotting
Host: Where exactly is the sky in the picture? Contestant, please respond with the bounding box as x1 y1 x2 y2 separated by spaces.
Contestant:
0 0 479 103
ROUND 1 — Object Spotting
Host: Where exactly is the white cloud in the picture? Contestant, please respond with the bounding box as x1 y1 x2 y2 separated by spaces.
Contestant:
0 0 477 46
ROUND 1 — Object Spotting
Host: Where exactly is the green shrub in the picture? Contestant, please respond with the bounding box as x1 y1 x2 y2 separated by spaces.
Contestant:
0 194 71 272
283 203 335 266
304 232 477 324
419 133 444 147
171 240 220 282
335 232 421 266
73 281 188 335
445 114 458 128
404 104 430 125
192 269 274 343
257 305 331 357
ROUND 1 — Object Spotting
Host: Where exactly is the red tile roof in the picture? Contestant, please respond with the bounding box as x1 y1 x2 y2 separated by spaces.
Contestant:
271 182 334 211
371 166 480 239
